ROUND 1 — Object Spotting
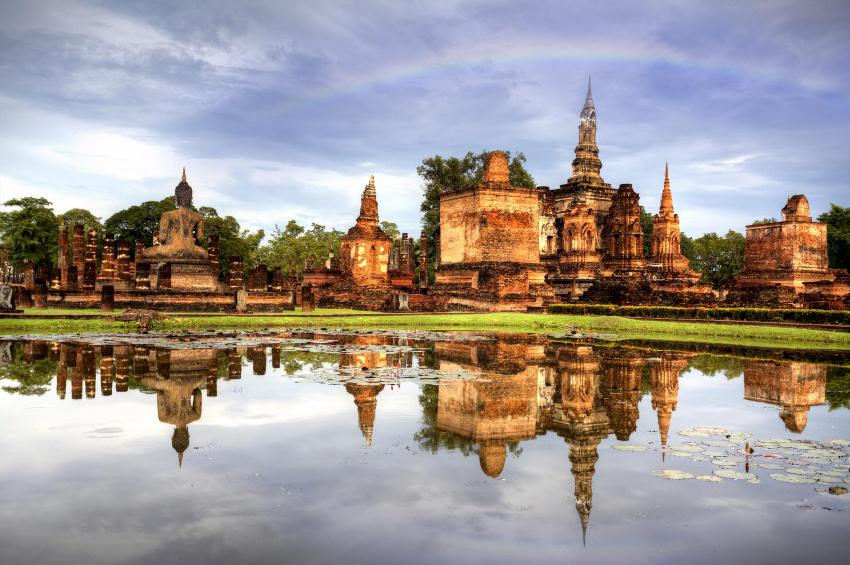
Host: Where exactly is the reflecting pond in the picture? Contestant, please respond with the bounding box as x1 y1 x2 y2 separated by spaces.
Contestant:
0 330 848 565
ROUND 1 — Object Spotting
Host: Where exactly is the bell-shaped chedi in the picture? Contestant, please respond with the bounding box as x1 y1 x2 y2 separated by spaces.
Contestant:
141 169 219 291
649 164 699 279
569 77 604 186
743 360 826 433
558 195 602 282
600 351 643 441
318 176 394 310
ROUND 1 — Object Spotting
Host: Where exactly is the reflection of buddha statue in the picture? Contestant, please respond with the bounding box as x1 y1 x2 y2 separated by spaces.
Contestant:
478 440 507 478
142 169 208 263
141 356 206 467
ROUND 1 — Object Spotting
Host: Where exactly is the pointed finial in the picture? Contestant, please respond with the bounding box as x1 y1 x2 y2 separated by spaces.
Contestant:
363 174 376 198
181 167 187 183
660 162 674 214
178 451 183 468
581 75 595 117
587 75 592 99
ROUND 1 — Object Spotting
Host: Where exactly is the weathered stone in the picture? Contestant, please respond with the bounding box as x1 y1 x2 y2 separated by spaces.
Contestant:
101 285 115 312
302 284 316 312
0 284 15 312
228 256 243 291
33 278 48 309
235 289 248 313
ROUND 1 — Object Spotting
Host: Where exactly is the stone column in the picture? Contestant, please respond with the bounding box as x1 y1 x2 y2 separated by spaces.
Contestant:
135 263 151 290
207 358 218 397
58 225 69 289
65 266 78 291
302 283 315 312
116 241 130 283
228 348 242 380
419 232 429 290
33 278 47 309
271 345 281 369
114 346 130 392
67 344 81 400
81 345 96 399
100 285 115 312
23 260 34 290
56 343 69 400
82 263 96 291
271 267 283 292
71 223 85 287
228 256 243 291
208 234 220 278
133 241 145 282
100 345 114 397
86 228 97 261
99 234 116 283
252 347 266 375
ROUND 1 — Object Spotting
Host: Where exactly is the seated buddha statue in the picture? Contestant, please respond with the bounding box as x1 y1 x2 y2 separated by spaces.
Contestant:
142 169 209 263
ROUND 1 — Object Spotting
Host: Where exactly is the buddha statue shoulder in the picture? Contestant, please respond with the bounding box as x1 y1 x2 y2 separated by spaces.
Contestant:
142 169 209 262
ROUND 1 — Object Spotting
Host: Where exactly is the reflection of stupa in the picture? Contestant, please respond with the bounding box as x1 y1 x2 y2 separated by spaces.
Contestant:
600 351 643 441
551 343 610 545
345 383 385 447
650 354 690 458
435 339 540 479
141 349 217 466
743 361 826 433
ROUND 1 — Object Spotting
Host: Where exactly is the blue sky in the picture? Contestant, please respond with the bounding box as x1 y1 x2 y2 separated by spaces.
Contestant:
1 0 848 239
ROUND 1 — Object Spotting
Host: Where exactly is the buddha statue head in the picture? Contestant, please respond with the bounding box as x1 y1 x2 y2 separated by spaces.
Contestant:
175 168 193 208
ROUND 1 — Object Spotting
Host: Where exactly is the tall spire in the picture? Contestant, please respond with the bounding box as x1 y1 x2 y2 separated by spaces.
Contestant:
181 167 187 183
363 174 376 198
659 162 674 214
581 75 594 117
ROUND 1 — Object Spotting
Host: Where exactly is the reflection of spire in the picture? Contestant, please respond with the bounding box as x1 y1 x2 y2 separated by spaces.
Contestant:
650 354 687 460
479 441 507 479
345 383 385 447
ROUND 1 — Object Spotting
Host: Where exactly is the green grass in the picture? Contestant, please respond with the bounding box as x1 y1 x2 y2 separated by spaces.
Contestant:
1 310 848 350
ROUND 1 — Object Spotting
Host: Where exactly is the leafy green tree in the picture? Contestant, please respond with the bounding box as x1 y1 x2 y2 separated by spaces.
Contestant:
417 150 535 279
57 208 103 234
380 221 400 240
255 220 343 274
640 206 654 256
688 230 746 288
680 232 695 262
199 207 264 274
0 197 58 268
826 366 850 411
0 342 57 396
103 196 174 247
818 204 850 270
751 217 778 225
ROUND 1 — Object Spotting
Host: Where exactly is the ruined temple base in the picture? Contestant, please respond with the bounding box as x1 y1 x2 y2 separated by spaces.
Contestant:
430 262 554 312
317 276 395 311
727 271 850 310
45 289 294 312
580 275 717 306
162 263 220 291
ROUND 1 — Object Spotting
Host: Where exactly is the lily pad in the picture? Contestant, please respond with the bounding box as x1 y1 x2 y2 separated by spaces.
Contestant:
653 469 694 480
612 444 647 452
770 473 816 484
754 462 785 471
696 475 722 483
678 430 711 437
785 467 817 476
830 439 850 447
714 469 757 481
703 439 738 448
669 444 703 453
693 427 727 435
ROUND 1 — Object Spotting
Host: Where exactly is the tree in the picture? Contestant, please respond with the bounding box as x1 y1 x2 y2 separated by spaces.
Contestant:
751 217 778 225
640 206 654 256
688 230 746 288
417 150 535 279
255 220 343 275
380 221 400 240
0 342 57 396
57 208 103 234
199 207 265 275
103 196 175 247
818 204 850 270
0 197 58 268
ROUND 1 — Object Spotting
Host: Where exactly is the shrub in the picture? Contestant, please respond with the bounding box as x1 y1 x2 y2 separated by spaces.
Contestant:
547 304 850 325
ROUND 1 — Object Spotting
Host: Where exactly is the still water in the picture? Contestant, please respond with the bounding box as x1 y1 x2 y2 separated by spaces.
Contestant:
0 330 848 565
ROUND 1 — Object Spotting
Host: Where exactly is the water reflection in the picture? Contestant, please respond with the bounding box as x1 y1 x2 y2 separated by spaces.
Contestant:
0 331 847 562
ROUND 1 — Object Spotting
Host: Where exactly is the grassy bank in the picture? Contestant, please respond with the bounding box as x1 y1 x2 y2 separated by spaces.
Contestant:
1 310 848 350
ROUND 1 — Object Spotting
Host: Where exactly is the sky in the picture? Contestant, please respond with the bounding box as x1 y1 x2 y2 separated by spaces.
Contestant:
1 0 848 240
